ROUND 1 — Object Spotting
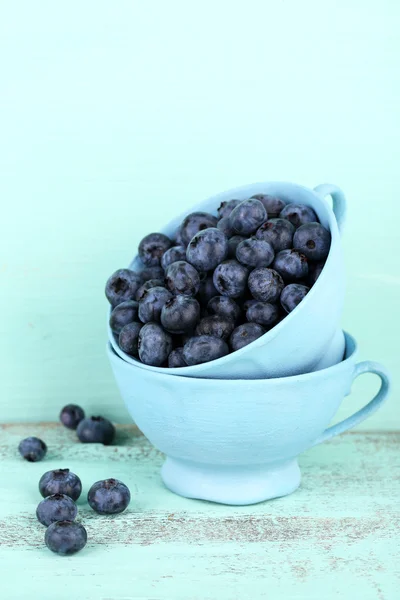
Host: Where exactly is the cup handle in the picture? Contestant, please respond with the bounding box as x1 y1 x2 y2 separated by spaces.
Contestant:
313 183 347 234
311 361 390 447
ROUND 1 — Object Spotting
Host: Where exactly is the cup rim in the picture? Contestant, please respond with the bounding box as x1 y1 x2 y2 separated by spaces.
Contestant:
108 180 343 374
107 330 355 385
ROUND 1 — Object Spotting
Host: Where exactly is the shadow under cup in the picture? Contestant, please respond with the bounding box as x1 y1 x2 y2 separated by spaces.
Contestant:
108 332 390 505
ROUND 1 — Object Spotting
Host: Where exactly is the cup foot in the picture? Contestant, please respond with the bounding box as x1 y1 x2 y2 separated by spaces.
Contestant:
161 457 301 505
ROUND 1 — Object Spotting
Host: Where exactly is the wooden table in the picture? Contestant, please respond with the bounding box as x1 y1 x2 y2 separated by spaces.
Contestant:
1 424 399 600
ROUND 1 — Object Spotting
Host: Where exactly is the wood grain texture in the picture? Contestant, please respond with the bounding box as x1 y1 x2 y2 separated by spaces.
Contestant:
1 424 399 600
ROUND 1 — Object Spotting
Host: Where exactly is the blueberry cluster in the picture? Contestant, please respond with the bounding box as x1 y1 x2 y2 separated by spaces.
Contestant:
106 195 331 367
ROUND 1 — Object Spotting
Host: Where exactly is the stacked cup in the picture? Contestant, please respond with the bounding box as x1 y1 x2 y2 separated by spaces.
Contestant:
107 182 391 505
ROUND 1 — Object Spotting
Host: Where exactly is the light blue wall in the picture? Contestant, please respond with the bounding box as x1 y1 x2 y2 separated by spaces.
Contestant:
1 1 399 427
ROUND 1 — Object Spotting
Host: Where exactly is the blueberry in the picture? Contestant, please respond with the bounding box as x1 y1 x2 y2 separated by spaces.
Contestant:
195 315 235 341
293 222 331 261
217 199 241 219
138 323 173 366
279 203 318 228
246 302 280 328
45 521 87 556
280 284 310 313
139 265 165 281
36 493 78 527
173 227 186 247
135 279 164 301
105 269 142 307
183 335 229 365
197 275 218 305
243 298 258 312
119 322 143 356
18 437 47 462
251 194 286 218
229 199 267 235
230 323 266 351
39 469 82 500
179 212 218 246
161 245 187 271
236 238 275 268
248 268 285 303
207 296 241 322
161 296 200 334
213 260 249 298
138 233 172 266
60 405 85 430
138 286 173 323
228 235 247 258
76 416 115 445
165 261 201 297
168 347 186 368
109 300 139 334
307 261 325 286
256 218 295 252
88 478 131 515
273 249 308 282
217 217 234 237
186 228 228 272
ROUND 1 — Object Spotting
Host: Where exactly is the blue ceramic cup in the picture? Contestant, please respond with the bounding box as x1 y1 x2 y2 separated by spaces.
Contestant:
108 332 390 505
109 181 347 379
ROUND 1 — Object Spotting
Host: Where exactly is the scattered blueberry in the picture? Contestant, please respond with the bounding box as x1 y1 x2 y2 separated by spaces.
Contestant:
18 437 47 462
246 302 280 328
217 199 241 219
109 300 139 334
307 261 325 286
165 261 201 297
119 322 143 356
168 347 186 368
88 478 131 515
138 232 172 266
161 245 187 270
76 416 115 445
196 315 235 340
186 228 228 271
217 217 234 237
183 335 229 365
256 218 295 252
230 323 266 351
105 269 142 307
213 260 249 298
36 493 77 527
248 268 285 303
280 283 310 313
179 212 218 246
45 520 87 556
139 265 165 281
135 279 164 301
39 469 82 501
207 296 241 322
279 203 318 228
138 286 173 323
138 323 173 366
251 194 286 217
60 405 85 430
273 249 308 281
229 199 267 235
197 275 218 305
227 235 247 258
161 296 200 334
236 238 275 268
293 222 331 261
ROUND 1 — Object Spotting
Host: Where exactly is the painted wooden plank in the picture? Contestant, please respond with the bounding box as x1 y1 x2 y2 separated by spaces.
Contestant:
0 424 399 600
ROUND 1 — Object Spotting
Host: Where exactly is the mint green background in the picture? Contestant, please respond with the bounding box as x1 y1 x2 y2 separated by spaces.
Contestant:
1 1 399 427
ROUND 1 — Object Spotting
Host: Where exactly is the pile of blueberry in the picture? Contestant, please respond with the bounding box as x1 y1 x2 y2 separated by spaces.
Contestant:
106 195 331 367
18 405 131 556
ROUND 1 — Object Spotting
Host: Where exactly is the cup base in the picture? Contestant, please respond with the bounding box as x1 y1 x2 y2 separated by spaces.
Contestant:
161 457 301 505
